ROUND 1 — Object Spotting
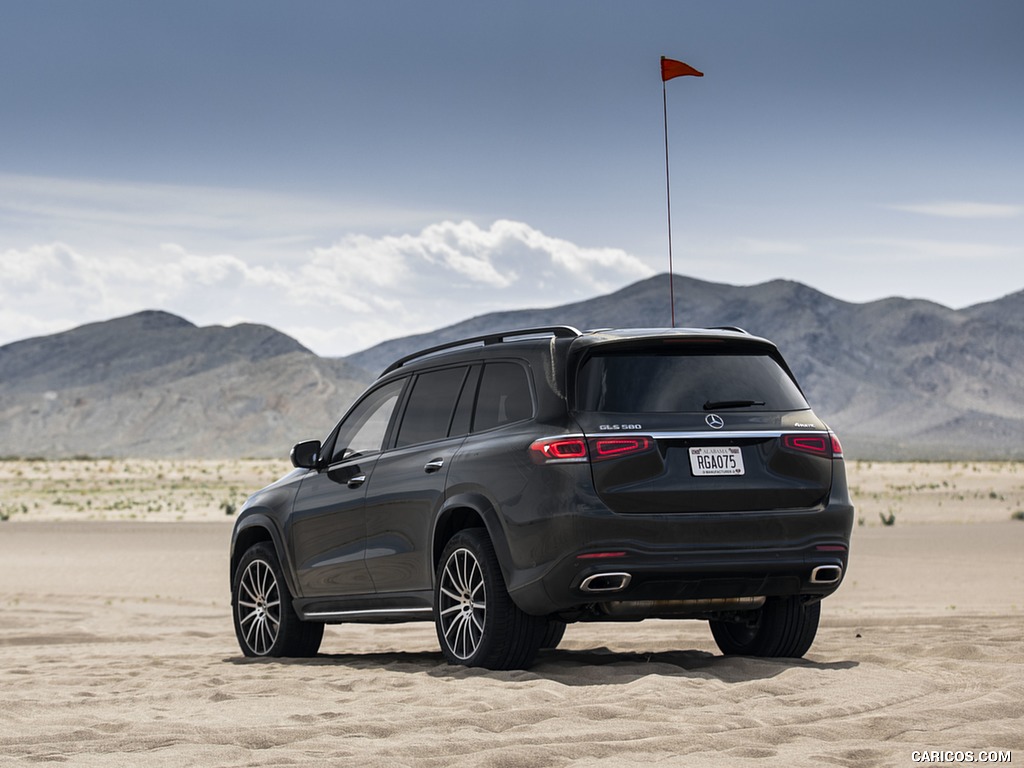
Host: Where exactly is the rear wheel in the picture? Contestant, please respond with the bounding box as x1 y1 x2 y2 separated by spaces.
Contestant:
232 542 323 658
540 619 567 651
709 596 820 658
435 529 546 670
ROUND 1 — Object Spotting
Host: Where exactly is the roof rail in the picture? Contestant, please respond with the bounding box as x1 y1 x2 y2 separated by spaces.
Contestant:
381 326 582 375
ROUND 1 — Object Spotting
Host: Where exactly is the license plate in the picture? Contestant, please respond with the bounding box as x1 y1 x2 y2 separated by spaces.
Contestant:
689 446 745 476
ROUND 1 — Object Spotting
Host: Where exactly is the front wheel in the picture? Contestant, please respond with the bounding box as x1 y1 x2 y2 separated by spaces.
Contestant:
232 542 323 658
709 596 820 658
434 529 546 670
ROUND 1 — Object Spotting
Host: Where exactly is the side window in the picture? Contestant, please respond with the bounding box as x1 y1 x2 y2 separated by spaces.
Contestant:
330 379 405 464
473 362 533 432
395 367 469 448
448 365 480 438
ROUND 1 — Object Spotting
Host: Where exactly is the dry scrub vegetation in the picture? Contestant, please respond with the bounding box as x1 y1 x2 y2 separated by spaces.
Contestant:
847 460 1024 525
1 458 1022 524
0 458 290 522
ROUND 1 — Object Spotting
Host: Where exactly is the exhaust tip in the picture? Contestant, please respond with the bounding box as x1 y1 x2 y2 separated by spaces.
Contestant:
580 572 632 593
810 565 843 585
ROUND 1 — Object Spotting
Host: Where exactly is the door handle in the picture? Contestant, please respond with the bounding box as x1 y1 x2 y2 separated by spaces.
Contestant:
424 458 444 473
347 474 367 489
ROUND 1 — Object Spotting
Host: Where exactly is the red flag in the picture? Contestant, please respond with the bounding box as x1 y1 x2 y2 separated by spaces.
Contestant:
661 57 703 81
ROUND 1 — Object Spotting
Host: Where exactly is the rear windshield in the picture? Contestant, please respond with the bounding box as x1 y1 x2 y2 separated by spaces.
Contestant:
576 348 809 413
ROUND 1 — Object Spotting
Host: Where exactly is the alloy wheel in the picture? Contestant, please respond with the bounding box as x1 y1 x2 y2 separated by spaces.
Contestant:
236 558 282 655
438 547 487 660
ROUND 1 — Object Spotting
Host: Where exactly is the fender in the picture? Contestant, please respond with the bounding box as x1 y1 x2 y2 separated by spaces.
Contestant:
432 490 516 586
230 510 302 601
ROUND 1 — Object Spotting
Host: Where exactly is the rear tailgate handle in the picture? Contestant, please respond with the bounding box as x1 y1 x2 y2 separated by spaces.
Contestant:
424 458 444 473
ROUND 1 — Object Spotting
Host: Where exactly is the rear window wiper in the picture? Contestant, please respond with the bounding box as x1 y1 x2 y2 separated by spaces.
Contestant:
703 399 766 410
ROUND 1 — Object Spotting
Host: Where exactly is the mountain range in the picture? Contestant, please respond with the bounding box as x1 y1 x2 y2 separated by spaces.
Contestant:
0 311 370 459
2 274 1021 460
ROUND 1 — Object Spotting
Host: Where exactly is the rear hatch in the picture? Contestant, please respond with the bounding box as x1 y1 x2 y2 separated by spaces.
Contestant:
571 335 834 514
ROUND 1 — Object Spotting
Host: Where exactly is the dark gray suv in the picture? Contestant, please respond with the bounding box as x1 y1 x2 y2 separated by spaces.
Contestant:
230 326 854 669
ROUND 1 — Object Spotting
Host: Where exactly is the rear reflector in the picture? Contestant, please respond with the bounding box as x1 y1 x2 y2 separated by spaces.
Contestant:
577 551 627 559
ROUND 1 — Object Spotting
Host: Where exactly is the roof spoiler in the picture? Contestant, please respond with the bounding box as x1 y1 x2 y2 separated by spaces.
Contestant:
706 326 750 335
381 326 582 375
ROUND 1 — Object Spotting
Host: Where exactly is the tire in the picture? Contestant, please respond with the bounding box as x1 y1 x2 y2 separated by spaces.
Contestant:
709 596 820 658
434 529 546 670
232 542 324 658
540 619 567 651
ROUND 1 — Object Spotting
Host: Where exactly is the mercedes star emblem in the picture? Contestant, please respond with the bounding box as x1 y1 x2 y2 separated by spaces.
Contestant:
706 414 725 429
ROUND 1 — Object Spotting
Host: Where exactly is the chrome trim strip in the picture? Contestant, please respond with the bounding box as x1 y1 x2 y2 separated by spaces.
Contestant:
537 430 829 442
647 430 826 440
303 607 433 620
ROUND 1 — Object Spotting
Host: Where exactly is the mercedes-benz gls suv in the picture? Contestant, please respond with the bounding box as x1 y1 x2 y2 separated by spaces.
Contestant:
230 326 854 669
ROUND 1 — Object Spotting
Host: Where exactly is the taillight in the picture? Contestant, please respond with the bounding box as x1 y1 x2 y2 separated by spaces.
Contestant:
529 435 654 463
781 433 832 457
781 432 844 458
591 436 651 460
529 437 587 462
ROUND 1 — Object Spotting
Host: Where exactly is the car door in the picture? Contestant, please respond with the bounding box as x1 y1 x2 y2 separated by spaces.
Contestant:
362 365 475 595
288 378 406 598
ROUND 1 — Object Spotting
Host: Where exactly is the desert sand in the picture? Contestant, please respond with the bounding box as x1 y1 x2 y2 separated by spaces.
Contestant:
1 461 1022 766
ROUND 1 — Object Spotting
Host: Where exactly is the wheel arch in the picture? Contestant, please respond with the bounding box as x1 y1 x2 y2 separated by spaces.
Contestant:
230 513 299 598
432 493 514 584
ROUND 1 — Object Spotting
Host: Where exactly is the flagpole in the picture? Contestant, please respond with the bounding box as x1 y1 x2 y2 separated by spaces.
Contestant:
662 76 676 328
659 56 703 330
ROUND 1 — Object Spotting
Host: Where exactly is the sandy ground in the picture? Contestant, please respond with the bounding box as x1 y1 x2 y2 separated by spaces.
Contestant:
1 462 1022 766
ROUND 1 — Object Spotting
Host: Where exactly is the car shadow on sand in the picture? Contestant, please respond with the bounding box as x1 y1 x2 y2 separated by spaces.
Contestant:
225 647 858 686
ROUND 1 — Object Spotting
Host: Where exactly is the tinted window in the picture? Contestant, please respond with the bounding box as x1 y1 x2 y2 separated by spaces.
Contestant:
449 365 480 438
473 362 533 432
577 349 808 413
331 379 405 463
395 367 469 447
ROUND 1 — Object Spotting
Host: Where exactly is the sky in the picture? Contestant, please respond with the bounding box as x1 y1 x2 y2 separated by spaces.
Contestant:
1 0 1021 356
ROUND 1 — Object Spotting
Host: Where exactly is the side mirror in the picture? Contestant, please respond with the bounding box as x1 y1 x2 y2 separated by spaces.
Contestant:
290 439 321 469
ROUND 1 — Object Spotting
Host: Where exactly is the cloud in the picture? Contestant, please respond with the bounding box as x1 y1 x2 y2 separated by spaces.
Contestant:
853 238 1021 262
0 175 653 356
0 220 653 356
290 220 654 350
734 238 808 256
0 173 457 251
308 220 650 294
887 201 1022 219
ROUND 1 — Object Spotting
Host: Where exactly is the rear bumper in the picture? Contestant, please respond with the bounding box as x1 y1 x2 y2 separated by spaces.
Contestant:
508 499 855 616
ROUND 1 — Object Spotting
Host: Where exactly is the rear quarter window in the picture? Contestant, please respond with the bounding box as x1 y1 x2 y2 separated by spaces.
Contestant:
473 362 534 431
577 348 808 413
